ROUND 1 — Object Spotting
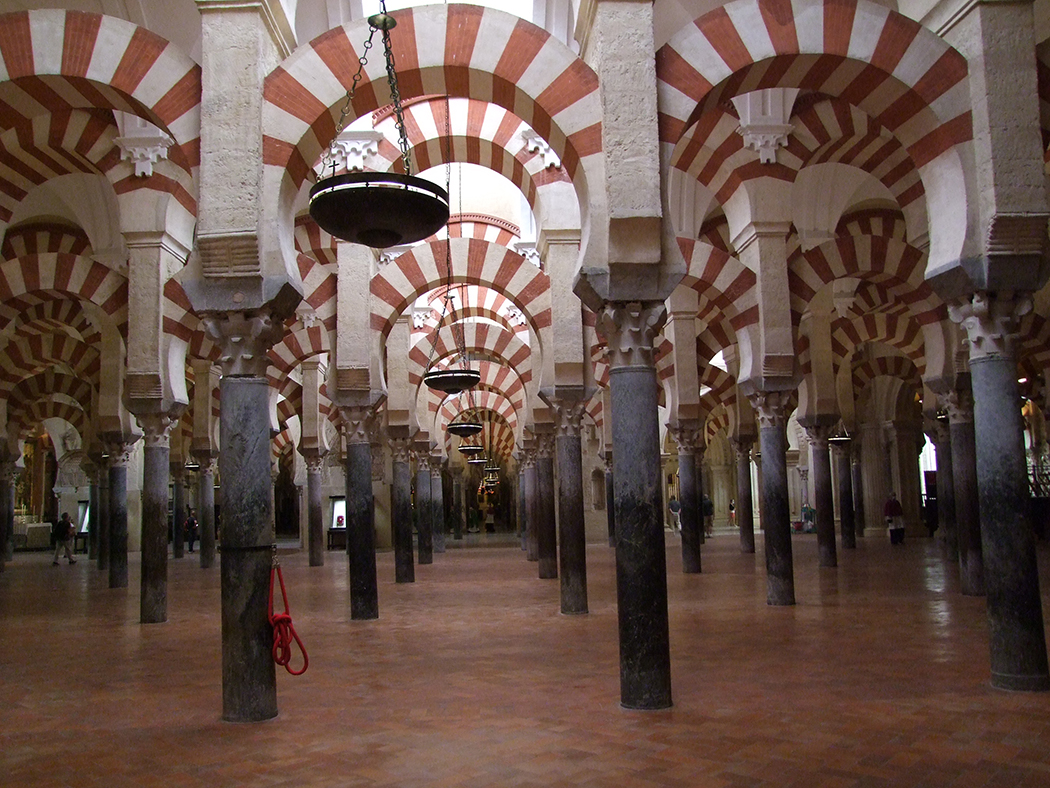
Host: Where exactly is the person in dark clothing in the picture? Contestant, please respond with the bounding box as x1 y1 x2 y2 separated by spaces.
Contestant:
185 507 199 553
884 492 905 545
51 512 76 565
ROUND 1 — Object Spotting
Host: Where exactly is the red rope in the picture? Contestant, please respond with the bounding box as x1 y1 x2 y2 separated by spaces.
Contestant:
268 560 308 676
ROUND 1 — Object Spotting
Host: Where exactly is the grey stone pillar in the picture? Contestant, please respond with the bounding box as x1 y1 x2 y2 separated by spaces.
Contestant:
415 456 433 566
927 416 957 558
951 292 1049 690
832 440 856 549
604 455 615 547
342 407 379 619
195 453 217 569
107 443 134 590
535 436 557 580
850 440 865 537
431 461 445 554
171 465 186 559
805 425 837 568
733 438 756 553
453 466 464 541
946 389 984 596
553 400 587 613
304 453 325 567
523 454 538 561
750 391 795 605
98 459 110 572
0 461 12 570
391 438 414 582
597 302 671 710
671 425 702 573
86 465 99 561
204 312 284 722
138 417 177 624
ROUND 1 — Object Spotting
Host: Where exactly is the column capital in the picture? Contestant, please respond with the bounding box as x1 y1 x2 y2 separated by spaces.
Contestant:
202 311 285 377
551 399 587 438
429 456 445 476
731 435 754 459
389 436 413 464
534 432 555 459
303 452 326 474
669 422 703 456
944 389 974 424
136 412 179 448
748 390 791 430
948 291 1032 362
0 461 17 484
804 424 833 449
339 405 378 445
105 439 139 468
596 301 667 369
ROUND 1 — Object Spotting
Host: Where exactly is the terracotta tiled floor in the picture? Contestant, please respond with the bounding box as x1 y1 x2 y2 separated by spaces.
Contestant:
3 531 1050 787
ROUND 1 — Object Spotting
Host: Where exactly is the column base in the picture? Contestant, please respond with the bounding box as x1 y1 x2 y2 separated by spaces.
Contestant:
991 672 1050 692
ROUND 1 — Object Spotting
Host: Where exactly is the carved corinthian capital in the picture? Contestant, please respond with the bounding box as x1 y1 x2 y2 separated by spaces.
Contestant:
669 423 702 457
390 437 413 464
748 390 790 430
943 389 974 425
202 311 285 377
551 400 586 438
339 406 377 446
596 301 667 369
947 291 1031 362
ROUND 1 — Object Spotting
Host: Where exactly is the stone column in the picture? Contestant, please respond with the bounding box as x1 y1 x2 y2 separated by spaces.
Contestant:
303 453 326 567
596 302 671 710
946 388 984 596
951 292 1049 690
0 460 13 570
749 391 795 605
97 459 111 572
523 453 538 561
850 437 865 537
805 425 837 568
535 434 558 580
430 460 446 554
604 454 615 547
171 465 186 559
195 453 217 569
204 312 284 722
138 416 176 624
391 438 414 582
733 438 756 553
415 455 433 566
927 416 957 558
831 440 856 549
553 399 587 613
671 424 702 573
341 406 379 619
452 466 464 541
107 442 135 590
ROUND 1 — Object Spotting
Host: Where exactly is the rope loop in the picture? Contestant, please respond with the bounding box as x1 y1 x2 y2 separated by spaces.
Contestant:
268 555 308 676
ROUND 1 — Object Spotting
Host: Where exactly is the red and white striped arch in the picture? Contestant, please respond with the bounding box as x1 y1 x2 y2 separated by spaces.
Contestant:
830 312 926 376
0 333 100 386
445 214 521 246
5 369 94 413
262 5 600 201
0 253 128 337
2 298 100 346
836 207 908 241
295 252 337 330
269 323 330 376
293 215 338 267
1 222 91 259
675 236 758 332
9 398 87 439
370 237 550 340
415 285 531 342
657 0 971 266
410 324 531 389
851 353 921 394
787 235 944 327
438 386 521 439
0 11 201 165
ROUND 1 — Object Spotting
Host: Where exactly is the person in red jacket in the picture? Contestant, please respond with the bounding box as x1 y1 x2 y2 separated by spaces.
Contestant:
884 492 905 545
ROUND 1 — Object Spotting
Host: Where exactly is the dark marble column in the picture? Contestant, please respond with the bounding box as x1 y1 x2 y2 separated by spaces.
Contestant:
204 312 284 722
947 389 984 596
342 407 379 619
107 443 134 590
604 455 615 547
523 454 538 561
553 399 587 613
195 453 217 569
535 436 558 580
832 440 856 549
431 461 446 554
515 463 525 549
927 416 957 559
733 438 756 553
597 302 671 710
391 439 414 582
98 460 111 572
171 466 186 559
805 425 837 568
0 460 13 570
671 425 702 573
415 456 433 566
749 391 795 605
87 465 100 561
452 467 464 541
304 453 325 567
850 441 865 537
952 292 1049 690
139 417 175 624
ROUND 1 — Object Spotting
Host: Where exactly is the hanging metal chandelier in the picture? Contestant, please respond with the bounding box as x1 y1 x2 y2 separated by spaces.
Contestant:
421 92 479 395
446 388 483 437
309 4 449 248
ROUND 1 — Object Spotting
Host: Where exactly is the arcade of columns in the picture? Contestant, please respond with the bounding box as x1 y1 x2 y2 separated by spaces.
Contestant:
1 0 1049 718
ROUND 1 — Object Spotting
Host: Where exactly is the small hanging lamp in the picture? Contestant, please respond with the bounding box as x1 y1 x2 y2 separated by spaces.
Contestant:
447 388 483 437
458 442 484 456
422 92 479 395
309 4 448 248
